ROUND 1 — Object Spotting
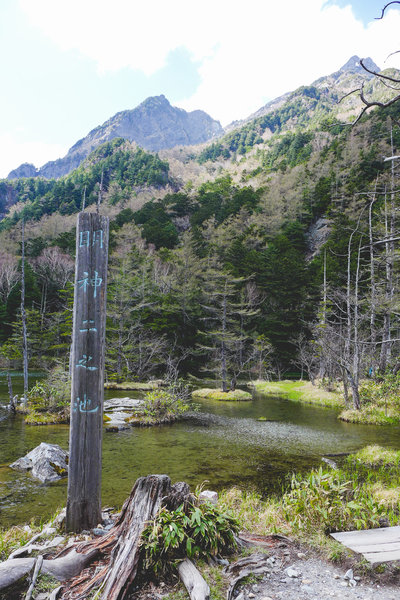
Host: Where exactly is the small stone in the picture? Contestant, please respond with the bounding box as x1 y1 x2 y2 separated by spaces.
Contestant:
248 593 256 598
92 528 107 536
349 578 357 587
333 574 340 579
260 597 273 600
301 585 313 593
283 550 290 556
252 585 259 592
279 578 288 584
285 567 301 578
340 581 349 587
354 576 361 581
266 558 275 567
301 579 312 584
344 568 353 580
236 593 244 600
297 552 306 558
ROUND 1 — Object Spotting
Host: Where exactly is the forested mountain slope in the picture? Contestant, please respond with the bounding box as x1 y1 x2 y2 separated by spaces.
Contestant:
0 57 399 388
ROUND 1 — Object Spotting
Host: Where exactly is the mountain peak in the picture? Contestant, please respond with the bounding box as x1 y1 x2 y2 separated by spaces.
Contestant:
8 96 222 180
339 55 380 76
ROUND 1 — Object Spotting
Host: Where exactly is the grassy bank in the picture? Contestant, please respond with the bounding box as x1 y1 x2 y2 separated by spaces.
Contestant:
221 444 400 560
104 380 163 391
192 388 252 401
252 380 344 409
339 376 400 425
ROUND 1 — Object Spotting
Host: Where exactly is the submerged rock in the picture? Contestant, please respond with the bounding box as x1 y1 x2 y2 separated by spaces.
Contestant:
9 442 68 483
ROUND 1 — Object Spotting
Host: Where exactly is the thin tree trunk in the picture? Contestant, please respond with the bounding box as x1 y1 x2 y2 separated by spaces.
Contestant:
221 290 228 392
7 372 16 413
380 187 393 373
368 188 377 372
351 240 362 410
21 219 29 404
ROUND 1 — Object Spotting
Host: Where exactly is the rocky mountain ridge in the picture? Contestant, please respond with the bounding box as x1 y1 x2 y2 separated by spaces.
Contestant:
7 95 222 180
4 56 388 183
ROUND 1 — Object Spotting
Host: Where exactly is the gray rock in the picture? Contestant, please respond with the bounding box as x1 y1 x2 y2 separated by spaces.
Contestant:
10 442 68 483
92 528 107 536
54 508 66 528
104 398 143 410
266 557 275 567
344 568 354 580
285 567 301 578
198 490 218 505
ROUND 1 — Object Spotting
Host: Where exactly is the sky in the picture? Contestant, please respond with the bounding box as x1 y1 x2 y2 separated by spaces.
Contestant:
0 0 399 178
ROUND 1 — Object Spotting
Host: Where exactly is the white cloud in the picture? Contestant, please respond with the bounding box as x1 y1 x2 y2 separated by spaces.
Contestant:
0 134 67 179
19 0 400 125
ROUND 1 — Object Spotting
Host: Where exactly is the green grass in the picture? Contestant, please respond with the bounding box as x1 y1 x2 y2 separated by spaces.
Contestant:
252 380 344 409
192 388 252 401
221 444 400 561
339 407 400 425
104 381 162 390
338 377 400 425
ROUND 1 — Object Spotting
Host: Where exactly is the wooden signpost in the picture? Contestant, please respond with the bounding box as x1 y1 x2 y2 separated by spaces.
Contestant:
66 212 109 532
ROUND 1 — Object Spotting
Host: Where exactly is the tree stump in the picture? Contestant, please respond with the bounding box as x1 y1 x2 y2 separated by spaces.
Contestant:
0 475 197 600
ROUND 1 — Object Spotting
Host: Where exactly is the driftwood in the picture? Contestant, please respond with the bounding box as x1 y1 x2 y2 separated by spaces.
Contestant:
25 555 43 600
178 558 210 600
0 475 197 600
224 553 276 600
0 547 100 591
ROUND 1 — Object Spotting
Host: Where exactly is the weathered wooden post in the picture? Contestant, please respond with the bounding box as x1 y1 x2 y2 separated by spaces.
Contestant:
66 212 109 532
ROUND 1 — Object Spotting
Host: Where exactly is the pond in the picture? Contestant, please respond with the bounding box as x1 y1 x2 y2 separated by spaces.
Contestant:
1 372 400 528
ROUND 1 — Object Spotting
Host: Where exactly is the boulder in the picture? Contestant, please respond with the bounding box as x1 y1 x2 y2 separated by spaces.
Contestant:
10 442 68 483
198 490 218 505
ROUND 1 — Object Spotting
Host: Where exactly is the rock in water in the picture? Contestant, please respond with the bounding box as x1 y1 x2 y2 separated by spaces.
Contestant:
10 442 68 482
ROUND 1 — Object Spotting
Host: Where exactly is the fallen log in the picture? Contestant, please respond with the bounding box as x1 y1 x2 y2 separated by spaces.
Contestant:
178 558 210 600
0 548 100 591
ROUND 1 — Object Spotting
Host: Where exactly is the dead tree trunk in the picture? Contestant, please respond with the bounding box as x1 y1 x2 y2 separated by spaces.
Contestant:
62 474 188 600
0 475 195 600
21 219 29 404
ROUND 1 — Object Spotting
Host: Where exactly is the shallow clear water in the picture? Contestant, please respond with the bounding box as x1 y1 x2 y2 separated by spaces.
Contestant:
1 373 400 527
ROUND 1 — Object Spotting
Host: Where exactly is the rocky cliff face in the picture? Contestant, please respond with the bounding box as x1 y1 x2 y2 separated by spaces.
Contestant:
8 95 222 180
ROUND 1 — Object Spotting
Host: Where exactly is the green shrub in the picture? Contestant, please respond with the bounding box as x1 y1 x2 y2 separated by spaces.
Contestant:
142 501 239 574
26 366 70 419
142 381 191 421
281 467 383 533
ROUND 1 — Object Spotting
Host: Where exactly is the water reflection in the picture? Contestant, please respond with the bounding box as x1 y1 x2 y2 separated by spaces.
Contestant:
1 374 400 527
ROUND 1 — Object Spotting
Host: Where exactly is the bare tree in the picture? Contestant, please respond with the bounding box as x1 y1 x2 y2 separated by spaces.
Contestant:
0 251 19 304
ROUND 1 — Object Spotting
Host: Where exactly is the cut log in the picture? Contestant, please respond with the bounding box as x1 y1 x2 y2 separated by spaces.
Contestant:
178 558 210 600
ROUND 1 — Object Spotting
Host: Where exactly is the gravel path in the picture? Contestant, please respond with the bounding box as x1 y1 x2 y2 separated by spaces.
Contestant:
235 549 399 600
